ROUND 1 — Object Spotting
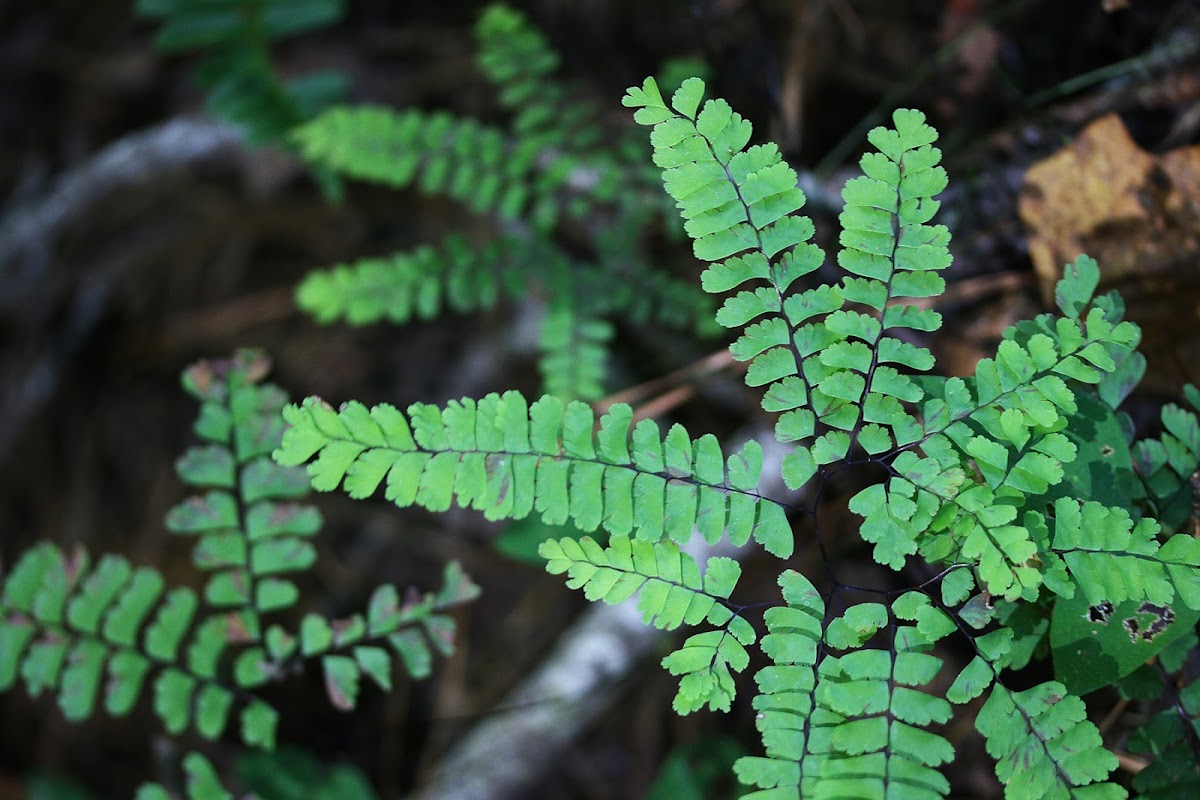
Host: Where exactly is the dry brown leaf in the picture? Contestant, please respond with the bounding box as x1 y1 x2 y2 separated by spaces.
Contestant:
1019 113 1200 389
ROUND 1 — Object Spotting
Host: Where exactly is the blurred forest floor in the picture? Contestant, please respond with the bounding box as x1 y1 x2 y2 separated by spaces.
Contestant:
2 0 1200 798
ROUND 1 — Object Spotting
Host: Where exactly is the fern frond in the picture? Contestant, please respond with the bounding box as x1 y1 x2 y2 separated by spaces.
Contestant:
136 0 347 147
475 3 602 153
624 79 954 498
537 302 612 401
476 4 558 110
296 235 545 326
795 593 956 800
0 350 479 757
1132 384 1200 532
233 561 479 708
1031 498 1200 610
275 391 795 557
892 258 1143 599
540 533 753 712
296 233 707 401
624 78 820 472
166 350 321 626
0 541 279 747
976 681 1123 799
734 570 824 798
295 105 569 231
580 255 718 336
297 236 714 335
539 534 739 628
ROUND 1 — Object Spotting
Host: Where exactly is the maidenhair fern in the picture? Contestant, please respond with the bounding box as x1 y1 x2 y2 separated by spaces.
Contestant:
0 350 476 798
136 0 348 147
290 3 714 400
276 72 1200 798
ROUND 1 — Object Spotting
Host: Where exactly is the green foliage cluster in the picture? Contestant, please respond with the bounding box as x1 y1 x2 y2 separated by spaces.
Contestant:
291 4 715 401
34 1 1200 795
278 75 1200 798
136 0 348 146
0 350 476 798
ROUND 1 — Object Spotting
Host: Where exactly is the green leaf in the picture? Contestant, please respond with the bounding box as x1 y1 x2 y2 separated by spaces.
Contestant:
1055 254 1100 319
940 568 974 606
255 578 300 612
1050 590 1200 695
671 77 705 119
144 588 198 662
540 535 740 630
104 650 151 716
301 614 334 656
176 445 236 488
323 654 361 711
181 752 232 800
279 391 772 550
977 682 1120 797
58 640 106 721
388 629 432 679
153 668 195 735
195 684 234 740
165 491 239 534
241 700 279 749
354 646 392 692
946 656 993 704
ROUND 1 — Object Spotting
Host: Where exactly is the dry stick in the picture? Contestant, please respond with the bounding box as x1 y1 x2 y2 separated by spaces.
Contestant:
413 434 793 800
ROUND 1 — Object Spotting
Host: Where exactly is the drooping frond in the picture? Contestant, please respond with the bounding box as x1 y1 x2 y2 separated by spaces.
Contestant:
234 560 478 711
540 534 741 629
541 534 754 712
275 390 794 557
